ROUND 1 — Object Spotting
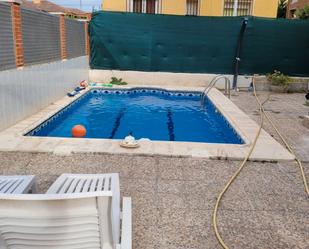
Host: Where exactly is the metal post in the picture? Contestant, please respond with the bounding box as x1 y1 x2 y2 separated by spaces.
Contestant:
232 17 248 90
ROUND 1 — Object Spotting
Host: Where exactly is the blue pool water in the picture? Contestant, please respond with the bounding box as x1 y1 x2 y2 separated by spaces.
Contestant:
26 88 244 144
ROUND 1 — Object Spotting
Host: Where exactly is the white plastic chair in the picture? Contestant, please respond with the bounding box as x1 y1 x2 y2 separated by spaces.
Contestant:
0 192 132 249
0 175 37 194
46 173 129 249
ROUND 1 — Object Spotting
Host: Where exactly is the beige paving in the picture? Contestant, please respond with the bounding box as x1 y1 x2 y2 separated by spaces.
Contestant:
0 153 307 249
231 91 309 162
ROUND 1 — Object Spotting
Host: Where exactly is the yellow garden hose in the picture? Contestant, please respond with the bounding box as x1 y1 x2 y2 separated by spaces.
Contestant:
212 82 264 249
212 81 309 249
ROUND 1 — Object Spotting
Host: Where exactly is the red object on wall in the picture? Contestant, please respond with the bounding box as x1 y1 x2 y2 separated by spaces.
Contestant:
80 81 88 87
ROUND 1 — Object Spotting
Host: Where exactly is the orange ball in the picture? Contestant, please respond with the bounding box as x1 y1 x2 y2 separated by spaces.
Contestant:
72 125 86 138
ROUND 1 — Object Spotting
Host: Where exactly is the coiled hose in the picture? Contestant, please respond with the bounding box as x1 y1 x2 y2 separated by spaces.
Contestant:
212 81 309 249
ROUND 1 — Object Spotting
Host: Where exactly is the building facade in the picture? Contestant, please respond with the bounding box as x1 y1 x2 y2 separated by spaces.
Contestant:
102 0 278 18
286 0 309 18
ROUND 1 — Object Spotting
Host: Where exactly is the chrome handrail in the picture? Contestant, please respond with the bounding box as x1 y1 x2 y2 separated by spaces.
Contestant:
201 75 231 104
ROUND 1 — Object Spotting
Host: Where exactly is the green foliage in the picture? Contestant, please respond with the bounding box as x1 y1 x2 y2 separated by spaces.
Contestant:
109 77 128 85
295 5 309 19
267 70 292 86
277 0 287 18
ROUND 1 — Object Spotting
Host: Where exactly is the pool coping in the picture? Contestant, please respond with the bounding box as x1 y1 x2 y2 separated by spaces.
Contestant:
0 85 294 161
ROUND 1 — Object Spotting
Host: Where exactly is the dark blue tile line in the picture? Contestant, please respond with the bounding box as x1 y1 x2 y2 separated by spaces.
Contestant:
109 107 126 139
92 88 201 98
167 108 175 141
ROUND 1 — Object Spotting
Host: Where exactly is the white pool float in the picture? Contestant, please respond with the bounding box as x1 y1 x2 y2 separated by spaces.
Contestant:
120 134 140 148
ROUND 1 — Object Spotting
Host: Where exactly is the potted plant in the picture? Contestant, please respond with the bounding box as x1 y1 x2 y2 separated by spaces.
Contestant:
295 4 309 19
267 70 292 93
110 77 128 85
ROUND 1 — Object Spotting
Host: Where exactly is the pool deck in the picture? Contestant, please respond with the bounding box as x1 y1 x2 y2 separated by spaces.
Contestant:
0 86 294 161
0 90 308 249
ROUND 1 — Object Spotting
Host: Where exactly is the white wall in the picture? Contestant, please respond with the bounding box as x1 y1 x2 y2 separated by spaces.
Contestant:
89 69 252 89
0 56 89 131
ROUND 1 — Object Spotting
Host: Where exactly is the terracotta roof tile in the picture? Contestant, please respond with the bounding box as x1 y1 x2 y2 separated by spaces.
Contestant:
20 0 40 10
65 7 86 15
21 0 86 15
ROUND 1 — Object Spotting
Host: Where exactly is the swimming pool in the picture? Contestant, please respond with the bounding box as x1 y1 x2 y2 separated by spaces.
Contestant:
26 88 244 144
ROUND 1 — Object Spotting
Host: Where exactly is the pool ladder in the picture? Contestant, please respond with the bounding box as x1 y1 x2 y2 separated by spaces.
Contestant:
201 75 231 105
